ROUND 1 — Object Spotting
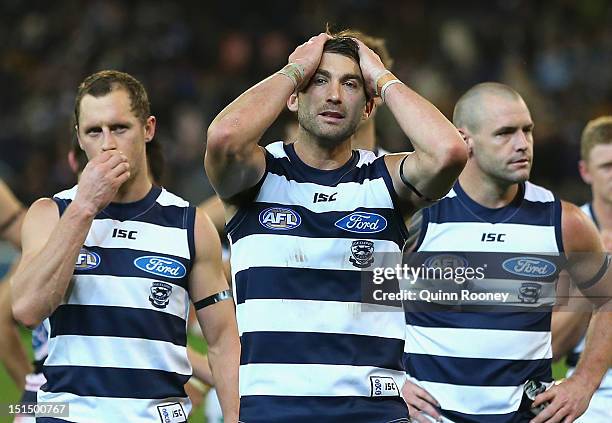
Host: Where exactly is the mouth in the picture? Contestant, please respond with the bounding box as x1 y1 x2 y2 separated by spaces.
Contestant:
509 158 530 166
318 111 345 122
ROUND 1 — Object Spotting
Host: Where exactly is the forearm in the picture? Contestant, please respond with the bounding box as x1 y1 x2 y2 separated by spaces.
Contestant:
572 303 612 393
208 72 294 153
0 282 31 387
12 203 94 327
384 83 463 159
187 346 214 386
207 326 240 421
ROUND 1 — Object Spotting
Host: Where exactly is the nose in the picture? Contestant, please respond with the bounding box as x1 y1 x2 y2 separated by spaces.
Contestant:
513 130 530 151
101 128 118 151
327 81 342 104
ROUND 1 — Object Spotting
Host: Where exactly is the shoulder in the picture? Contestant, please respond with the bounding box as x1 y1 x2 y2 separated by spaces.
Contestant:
561 200 602 253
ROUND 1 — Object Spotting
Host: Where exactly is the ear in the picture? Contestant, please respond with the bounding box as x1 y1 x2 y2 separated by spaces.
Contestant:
144 116 156 143
287 93 298 113
578 160 592 185
364 98 375 118
67 150 80 174
457 127 473 156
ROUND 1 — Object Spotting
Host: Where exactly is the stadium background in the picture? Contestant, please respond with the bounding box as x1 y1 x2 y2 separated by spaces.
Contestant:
0 0 611 421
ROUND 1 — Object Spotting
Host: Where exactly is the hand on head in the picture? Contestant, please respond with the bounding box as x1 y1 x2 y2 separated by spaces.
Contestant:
287 33 331 90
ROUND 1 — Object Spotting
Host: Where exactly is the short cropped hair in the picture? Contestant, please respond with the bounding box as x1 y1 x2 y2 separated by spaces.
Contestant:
581 116 612 161
74 70 150 127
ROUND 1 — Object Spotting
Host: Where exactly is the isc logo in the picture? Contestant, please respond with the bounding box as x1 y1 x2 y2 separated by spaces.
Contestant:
112 228 137 240
481 233 506 242
75 248 101 270
313 192 337 203
258 207 301 230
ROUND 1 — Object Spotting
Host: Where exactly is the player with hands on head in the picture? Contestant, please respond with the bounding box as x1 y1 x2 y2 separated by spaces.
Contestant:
206 30 467 422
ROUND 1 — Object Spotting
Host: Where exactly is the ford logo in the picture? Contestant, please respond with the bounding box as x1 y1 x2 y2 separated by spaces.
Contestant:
75 248 100 270
134 256 187 279
423 254 469 269
335 212 387 234
502 257 557 278
259 207 301 230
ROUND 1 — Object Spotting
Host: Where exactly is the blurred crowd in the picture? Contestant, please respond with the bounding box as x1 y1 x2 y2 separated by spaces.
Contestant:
0 0 611 206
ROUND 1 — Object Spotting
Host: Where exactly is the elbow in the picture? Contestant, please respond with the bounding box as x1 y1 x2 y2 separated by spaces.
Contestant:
438 137 468 175
12 299 42 329
206 122 241 159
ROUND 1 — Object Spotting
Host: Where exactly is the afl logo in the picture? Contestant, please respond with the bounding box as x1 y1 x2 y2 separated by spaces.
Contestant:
424 254 469 269
259 207 301 230
134 256 187 279
502 257 557 278
75 248 100 270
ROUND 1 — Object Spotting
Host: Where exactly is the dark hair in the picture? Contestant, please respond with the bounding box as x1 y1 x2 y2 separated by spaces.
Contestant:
322 37 361 65
74 70 150 128
332 29 393 69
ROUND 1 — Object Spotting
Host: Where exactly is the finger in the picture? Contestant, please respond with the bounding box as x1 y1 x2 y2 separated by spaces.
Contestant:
108 162 130 179
414 398 441 421
415 386 441 408
409 411 432 423
113 169 131 186
530 398 563 423
532 388 555 407
104 153 128 170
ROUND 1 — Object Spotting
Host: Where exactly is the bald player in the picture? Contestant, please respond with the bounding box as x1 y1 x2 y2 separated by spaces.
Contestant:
402 83 612 423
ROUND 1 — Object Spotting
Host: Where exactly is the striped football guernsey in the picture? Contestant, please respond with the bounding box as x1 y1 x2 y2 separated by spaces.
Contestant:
229 141 409 422
404 181 563 423
37 185 195 423
565 204 612 423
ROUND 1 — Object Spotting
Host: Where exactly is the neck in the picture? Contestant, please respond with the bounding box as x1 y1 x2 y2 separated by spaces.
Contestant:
352 119 376 152
293 126 352 170
113 169 153 203
591 195 612 230
459 163 519 208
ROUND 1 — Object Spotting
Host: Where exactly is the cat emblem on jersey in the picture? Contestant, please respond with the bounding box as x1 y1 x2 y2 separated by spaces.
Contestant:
349 240 375 268
149 281 173 309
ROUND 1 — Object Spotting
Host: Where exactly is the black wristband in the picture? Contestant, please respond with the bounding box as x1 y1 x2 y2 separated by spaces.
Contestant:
399 155 436 203
194 289 233 310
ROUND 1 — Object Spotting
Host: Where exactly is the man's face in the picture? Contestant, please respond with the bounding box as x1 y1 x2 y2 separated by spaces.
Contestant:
76 89 154 180
582 143 612 203
468 95 534 184
296 52 367 145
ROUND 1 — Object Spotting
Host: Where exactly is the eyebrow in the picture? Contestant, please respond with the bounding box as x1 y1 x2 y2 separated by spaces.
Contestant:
493 123 534 134
315 69 364 84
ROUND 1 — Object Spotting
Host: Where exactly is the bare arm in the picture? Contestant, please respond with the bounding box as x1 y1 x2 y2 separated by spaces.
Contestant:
205 33 330 200
187 346 214 386
11 151 130 328
0 179 25 249
551 279 592 361
0 262 32 388
532 201 612 423
198 195 225 234
354 40 467 210
189 209 240 422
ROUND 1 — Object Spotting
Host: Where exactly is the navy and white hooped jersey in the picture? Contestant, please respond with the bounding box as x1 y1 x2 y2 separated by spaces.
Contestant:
404 181 563 423
566 204 612 423
37 185 195 423
229 142 409 423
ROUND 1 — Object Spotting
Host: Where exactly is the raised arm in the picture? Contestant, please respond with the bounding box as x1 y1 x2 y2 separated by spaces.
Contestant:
532 201 612 423
189 208 240 422
205 33 330 200
354 39 467 210
11 151 130 328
